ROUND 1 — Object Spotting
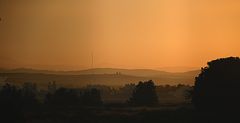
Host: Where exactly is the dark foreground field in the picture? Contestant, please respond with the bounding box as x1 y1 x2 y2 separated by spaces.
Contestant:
20 103 234 123
22 104 196 123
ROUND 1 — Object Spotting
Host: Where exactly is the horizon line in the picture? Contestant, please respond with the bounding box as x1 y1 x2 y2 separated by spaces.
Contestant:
0 66 200 73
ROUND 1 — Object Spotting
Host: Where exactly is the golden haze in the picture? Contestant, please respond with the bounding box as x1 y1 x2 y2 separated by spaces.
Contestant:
0 0 240 72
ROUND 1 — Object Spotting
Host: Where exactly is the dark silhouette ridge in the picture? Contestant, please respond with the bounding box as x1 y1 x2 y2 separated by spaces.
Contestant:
45 87 102 106
128 80 158 106
192 57 240 121
6 56 240 123
0 81 192 123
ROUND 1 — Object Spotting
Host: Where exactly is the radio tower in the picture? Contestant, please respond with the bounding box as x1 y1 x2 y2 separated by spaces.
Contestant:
91 52 95 75
91 52 94 69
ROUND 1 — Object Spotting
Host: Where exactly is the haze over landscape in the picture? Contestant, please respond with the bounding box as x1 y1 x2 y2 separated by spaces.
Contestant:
1 0 240 72
1 1 240 123
0 68 200 86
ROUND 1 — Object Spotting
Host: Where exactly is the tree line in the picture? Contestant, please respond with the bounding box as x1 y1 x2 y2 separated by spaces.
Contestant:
1 56 240 122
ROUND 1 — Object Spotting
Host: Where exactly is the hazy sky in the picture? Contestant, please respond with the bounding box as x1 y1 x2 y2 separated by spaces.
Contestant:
1 0 240 72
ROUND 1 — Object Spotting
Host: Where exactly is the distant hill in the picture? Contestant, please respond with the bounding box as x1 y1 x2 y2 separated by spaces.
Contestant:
0 68 200 87
0 68 199 76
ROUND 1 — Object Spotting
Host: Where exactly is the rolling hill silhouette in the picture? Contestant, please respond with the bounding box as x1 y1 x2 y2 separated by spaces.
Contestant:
0 68 200 87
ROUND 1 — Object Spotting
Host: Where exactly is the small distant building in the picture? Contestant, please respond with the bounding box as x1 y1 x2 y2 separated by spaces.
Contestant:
116 72 122 75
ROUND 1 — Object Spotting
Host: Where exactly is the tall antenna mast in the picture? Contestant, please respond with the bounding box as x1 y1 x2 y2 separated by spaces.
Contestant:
91 52 95 75
91 52 94 69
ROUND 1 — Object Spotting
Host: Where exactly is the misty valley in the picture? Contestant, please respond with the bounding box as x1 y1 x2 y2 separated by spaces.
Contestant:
0 79 193 123
0 69 194 123
1 57 240 123
1 0 240 122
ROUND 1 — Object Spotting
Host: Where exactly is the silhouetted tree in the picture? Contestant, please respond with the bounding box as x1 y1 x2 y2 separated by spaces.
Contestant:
193 57 240 113
45 87 102 106
128 80 158 106
119 83 135 100
0 83 25 123
48 81 57 94
21 82 39 108
45 87 81 106
185 87 193 100
82 88 102 106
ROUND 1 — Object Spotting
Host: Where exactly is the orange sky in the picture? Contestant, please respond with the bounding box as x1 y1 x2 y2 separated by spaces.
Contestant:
0 0 240 72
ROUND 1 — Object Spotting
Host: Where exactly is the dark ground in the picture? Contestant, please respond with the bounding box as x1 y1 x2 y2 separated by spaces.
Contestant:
22 104 239 123
24 104 195 123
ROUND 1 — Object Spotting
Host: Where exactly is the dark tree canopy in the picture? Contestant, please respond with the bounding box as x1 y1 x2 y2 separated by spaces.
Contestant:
45 87 102 106
0 83 26 123
45 87 81 106
193 57 240 112
82 88 102 106
128 80 158 106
